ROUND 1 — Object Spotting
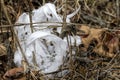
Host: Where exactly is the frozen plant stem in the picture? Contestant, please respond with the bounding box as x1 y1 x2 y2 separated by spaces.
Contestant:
29 10 33 33
1 0 29 66
43 0 45 5
26 0 33 33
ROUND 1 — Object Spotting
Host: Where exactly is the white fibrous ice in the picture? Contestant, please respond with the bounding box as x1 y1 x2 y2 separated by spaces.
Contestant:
14 3 81 73
14 31 67 73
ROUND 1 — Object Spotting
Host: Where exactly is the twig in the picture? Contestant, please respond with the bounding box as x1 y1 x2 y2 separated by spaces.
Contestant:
1 22 120 33
68 34 74 71
44 67 69 75
60 0 67 38
103 11 116 18
105 52 119 70
84 0 91 13
116 0 119 26
27 0 33 33
81 13 108 26
24 0 33 33
0 22 80 28
42 0 45 5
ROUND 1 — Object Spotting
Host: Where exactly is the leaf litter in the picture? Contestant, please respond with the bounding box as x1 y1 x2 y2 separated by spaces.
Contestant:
0 0 120 80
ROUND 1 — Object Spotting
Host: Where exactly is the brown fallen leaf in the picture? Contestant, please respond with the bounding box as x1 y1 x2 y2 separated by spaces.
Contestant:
3 67 24 80
76 25 104 51
76 25 119 58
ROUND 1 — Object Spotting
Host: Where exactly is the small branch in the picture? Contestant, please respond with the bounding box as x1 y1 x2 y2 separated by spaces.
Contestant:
103 11 116 18
60 0 67 38
27 0 33 33
0 22 120 32
116 0 119 26
24 0 33 33
42 0 45 5
84 0 91 12
44 67 68 75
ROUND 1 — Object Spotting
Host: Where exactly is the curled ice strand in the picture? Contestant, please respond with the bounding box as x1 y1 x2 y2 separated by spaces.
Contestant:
26 31 52 45
67 5 81 19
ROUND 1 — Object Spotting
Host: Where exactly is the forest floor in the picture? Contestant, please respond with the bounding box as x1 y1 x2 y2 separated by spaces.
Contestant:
0 0 120 80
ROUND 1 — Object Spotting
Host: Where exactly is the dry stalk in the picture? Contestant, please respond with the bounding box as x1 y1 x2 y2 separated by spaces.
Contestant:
84 0 90 12
103 11 116 18
42 0 45 5
0 22 82 28
61 0 75 73
116 0 119 26
60 0 67 38
28 0 34 33
24 0 34 33
105 52 119 70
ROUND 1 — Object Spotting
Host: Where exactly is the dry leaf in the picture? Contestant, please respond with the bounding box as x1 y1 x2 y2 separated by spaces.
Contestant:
3 67 24 79
77 25 104 51
76 25 119 58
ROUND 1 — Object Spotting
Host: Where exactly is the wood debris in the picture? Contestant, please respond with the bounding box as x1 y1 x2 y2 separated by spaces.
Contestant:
0 44 7 57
